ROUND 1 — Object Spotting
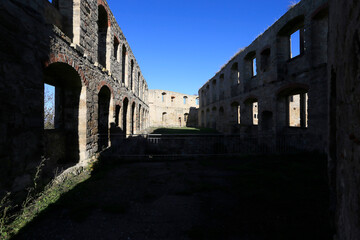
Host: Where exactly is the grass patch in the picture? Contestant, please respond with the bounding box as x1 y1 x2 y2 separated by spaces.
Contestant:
151 127 218 134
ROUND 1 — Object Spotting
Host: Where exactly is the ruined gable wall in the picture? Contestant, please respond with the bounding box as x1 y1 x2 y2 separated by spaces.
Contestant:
149 90 199 128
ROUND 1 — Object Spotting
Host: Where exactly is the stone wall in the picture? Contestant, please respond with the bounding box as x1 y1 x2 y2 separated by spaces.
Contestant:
328 0 360 239
149 90 199 128
0 0 149 195
198 0 329 153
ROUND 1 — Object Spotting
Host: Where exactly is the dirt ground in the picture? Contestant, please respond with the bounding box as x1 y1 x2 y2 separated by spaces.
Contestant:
13 155 332 240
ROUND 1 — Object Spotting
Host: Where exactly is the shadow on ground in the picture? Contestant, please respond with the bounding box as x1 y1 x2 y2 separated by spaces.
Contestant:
13 154 332 240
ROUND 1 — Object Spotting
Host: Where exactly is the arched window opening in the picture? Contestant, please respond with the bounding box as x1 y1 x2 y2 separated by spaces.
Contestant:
261 48 271 72
123 98 129 135
171 96 175 103
131 102 135 134
219 107 225 115
98 86 111 150
219 74 225 100
212 79 217 103
122 44 127 85
114 37 119 61
231 102 240 125
312 7 328 65
231 62 240 84
162 92 166 102
97 5 108 68
138 104 142 131
137 72 141 96
196 97 199 105
262 111 273 131
162 112 167 123
183 96 188 104
206 85 210 105
130 60 134 92
44 62 85 164
115 105 121 127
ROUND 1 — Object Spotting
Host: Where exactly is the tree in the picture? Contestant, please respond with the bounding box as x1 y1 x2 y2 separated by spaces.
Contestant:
44 86 55 129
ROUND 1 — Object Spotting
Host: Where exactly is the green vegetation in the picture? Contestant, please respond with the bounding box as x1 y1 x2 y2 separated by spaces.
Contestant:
0 158 92 239
150 127 218 134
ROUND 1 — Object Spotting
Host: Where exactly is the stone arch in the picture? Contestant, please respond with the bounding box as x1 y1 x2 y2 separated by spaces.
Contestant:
43 61 87 164
97 1 111 27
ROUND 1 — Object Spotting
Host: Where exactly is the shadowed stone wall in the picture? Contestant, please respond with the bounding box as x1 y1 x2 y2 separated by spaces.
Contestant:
0 0 149 195
328 0 360 239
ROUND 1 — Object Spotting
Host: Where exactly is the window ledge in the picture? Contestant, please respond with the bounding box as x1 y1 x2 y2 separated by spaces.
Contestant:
287 53 304 62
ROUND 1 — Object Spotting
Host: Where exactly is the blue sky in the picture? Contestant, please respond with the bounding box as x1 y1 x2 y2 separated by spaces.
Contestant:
107 0 299 95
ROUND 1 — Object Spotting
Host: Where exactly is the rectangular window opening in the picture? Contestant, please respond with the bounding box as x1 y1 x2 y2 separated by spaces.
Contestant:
290 29 302 58
253 102 258 125
44 83 55 129
252 58 257 77
288 93 308 127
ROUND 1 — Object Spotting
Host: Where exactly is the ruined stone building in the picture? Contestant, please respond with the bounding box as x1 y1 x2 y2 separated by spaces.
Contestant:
0 0 149 192
1 0 360 238
198 0 328 153
148 90 199 128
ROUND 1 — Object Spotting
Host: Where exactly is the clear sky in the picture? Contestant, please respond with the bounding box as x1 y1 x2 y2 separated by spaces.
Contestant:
106 0 299 96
